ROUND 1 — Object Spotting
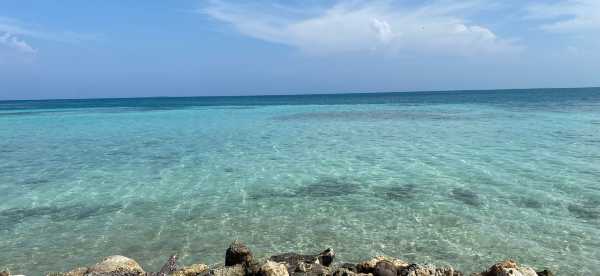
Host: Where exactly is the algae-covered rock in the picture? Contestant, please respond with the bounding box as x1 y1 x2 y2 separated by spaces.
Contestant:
86 255 145 275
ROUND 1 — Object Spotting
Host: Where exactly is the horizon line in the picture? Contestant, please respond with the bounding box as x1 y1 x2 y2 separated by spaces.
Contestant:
1 86 599 102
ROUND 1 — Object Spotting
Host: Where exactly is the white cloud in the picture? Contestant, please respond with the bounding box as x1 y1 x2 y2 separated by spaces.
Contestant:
0 32 36 54
203 0 519 56
527 0 600 33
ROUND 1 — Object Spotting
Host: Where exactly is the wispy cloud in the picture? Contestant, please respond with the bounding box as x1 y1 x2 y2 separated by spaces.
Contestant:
202 0 519 56
0 32 36 54
527 0 600 33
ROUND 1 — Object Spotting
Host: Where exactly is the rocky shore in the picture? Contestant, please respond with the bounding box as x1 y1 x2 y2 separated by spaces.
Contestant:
1 241 554 276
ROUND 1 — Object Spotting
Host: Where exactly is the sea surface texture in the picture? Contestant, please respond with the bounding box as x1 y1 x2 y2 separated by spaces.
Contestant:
1 88 599 275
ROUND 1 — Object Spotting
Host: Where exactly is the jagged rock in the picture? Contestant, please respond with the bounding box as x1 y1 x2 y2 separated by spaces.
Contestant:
374 261 397 276
399 263 459 276
317 249 335 267
269 250 333 276
157 255 178 275
86 256 145 275
259 261 289 276
172 264 209 276
226 241 254 266
536 270 554 276
210 264 246 276
357 256 409 274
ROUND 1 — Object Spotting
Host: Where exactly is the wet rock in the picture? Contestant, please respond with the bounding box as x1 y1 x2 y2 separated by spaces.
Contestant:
172 264 209 276
0 270 9 276
357 256 409 274
259 261 289 276
210 265 246 276
398 264 459 276
86 255 145 275
373 261 397 276
226 241 254 266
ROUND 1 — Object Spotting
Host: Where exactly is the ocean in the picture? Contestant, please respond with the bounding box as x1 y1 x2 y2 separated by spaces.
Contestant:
1 88 599 275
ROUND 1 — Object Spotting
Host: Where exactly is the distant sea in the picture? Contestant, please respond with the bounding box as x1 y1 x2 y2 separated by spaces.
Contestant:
1 88 599 275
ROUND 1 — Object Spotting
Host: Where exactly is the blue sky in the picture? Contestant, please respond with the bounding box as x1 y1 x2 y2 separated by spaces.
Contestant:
1 0 599 100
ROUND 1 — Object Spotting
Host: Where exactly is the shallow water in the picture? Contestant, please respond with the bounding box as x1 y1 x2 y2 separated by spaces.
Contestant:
1 88 599 275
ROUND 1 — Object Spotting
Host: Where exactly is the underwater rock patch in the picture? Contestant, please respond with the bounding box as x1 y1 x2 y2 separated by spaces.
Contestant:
295 177 361 198
450 188 483 207
513 197 543 209
372 184 418 201
0 202 123 227
567 204 599 220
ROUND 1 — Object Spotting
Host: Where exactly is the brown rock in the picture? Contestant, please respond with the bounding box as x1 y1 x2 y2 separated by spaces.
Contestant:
0 270 9 276
259 261 289 276
86 255 145 275
357 256 409 274
226 241 254 266
373 261 396 276
482 260 537 276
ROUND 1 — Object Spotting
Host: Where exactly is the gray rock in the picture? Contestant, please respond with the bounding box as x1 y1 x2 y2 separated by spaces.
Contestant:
399 264 459 276
210 265 246 276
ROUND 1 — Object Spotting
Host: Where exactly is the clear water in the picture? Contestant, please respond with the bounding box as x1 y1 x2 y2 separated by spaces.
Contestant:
1 88 599 275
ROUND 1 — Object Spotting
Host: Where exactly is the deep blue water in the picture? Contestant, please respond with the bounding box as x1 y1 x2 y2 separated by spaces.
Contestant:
1 88 599 275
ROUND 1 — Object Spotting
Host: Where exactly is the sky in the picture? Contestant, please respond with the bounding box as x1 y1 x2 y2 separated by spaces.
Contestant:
1 0 599 100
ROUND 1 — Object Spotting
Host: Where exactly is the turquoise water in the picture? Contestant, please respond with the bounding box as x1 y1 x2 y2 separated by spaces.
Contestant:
1 88 599 275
